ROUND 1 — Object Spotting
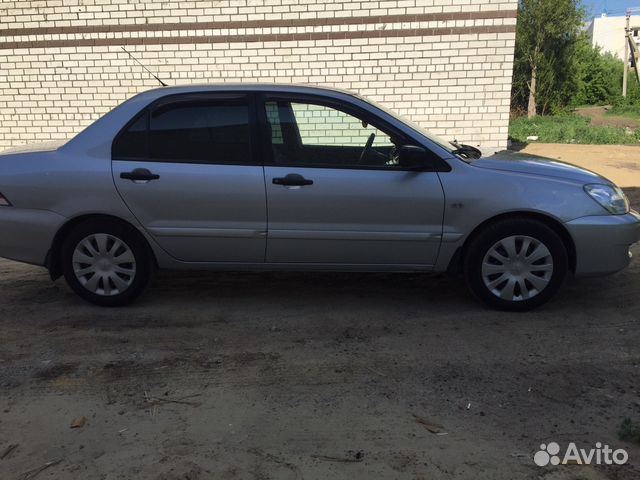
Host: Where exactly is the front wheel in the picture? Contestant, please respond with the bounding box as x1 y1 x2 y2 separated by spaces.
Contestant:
61 219 153 306
464 219 568 311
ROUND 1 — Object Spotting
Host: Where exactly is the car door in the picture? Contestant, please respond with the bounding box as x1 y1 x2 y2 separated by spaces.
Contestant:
261 95 445 267
112 92 267 263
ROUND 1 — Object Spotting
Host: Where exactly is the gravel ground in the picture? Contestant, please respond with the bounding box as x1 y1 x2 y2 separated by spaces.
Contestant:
0 191 639 480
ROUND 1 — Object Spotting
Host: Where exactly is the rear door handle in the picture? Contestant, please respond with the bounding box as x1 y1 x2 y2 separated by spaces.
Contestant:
272 173 313 186
120 168 160 182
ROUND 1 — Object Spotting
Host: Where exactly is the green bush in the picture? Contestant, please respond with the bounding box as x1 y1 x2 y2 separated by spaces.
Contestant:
571 42 623 107
509 115 640 144
609 75 640 118
608 102 640 119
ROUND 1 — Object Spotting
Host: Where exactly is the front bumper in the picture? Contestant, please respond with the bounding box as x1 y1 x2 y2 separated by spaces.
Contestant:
0 207 66 266
566 210 640 276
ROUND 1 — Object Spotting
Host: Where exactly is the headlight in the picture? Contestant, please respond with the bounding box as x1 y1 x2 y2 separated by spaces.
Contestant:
584 184 629 215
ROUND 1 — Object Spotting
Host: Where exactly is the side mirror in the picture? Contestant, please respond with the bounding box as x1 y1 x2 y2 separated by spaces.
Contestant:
398 145 430 170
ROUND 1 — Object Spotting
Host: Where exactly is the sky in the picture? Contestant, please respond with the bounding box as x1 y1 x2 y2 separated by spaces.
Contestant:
586 0 640 17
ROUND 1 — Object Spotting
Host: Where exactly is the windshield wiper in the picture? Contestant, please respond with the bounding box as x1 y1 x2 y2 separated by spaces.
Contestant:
450 140 482 160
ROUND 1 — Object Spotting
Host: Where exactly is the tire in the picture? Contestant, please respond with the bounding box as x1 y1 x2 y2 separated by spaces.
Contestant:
463 218 568 311
61 219 154 306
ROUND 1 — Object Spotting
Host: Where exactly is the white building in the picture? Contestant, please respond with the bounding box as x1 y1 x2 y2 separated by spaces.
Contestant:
0 0 518 153
587 13 640 60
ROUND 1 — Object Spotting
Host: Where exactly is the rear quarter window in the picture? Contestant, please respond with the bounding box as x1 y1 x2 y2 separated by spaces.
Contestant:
112 111 148 160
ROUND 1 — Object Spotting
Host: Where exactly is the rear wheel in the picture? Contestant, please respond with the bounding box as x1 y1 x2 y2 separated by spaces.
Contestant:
61 219 153 306
464 219 568 311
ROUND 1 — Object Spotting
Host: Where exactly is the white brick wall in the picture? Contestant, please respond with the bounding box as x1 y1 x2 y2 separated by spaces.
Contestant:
0 0 518 152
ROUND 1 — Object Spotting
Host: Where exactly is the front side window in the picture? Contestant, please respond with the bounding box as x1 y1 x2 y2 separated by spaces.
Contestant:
265 100 403 168
113 94 252 164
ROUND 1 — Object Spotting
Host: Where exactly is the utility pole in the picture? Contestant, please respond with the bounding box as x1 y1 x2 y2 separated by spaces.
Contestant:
623 12 630 97
623 7 640 96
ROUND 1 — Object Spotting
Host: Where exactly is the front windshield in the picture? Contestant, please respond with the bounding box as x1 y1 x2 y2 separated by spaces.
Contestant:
355 93 457 153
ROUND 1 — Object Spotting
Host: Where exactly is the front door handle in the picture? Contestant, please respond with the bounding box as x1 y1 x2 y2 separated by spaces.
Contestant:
120 168 160 182
272 173 313 186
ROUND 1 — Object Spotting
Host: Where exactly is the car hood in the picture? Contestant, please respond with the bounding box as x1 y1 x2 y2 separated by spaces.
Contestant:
472 150 613 185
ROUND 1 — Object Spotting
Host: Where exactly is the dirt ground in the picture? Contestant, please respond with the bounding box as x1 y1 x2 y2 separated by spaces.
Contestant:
1 192 640 480
574 106 640 130
521 143 640 188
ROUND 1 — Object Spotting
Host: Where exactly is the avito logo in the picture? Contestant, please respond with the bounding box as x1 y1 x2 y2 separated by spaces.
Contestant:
534 442 628 466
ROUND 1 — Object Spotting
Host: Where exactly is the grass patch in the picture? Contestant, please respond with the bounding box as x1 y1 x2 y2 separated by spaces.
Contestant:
509 115 640 144
608 104 640 119
618 418 640 444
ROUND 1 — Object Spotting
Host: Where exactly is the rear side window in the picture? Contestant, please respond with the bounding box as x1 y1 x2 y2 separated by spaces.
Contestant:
112 94 252 165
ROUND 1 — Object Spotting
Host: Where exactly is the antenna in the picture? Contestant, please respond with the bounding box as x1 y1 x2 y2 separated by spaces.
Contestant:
120 46 168 87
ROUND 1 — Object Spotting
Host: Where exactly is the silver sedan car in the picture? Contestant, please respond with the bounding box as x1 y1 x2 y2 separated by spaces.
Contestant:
1 84 638 310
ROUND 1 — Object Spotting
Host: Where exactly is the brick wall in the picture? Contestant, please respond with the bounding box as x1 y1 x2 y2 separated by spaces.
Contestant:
0 0 518 153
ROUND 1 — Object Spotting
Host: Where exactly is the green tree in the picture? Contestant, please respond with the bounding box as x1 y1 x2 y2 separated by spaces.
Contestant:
513 0 584 117
571 35 623 106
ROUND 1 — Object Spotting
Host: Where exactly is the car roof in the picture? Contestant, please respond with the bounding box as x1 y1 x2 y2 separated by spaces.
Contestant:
139 83 361 100
59 82 371 154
